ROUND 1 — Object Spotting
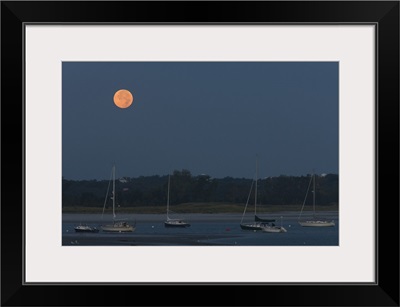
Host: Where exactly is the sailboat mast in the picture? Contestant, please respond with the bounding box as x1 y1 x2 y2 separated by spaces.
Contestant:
167 174 171 219
255 156 258 215
112 165 116 219
313 171 316 216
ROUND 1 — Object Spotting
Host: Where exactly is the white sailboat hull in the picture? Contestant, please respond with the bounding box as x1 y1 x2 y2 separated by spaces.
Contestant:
262 226 287 233
101 221 136 232
101 225 135 232
164 219 190 227
298 220 335 227
74 225 99 233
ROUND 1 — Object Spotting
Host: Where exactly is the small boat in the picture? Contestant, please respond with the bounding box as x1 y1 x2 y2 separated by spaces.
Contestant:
298 171 335 227
74 224 99 233
164 174 190 228
101 165 136 233
164 219 191 228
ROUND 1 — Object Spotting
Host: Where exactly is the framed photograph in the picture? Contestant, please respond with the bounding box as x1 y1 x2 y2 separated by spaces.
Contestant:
2 1 399 306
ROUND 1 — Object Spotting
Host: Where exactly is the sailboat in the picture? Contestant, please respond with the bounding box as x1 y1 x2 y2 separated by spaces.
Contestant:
164 174 190 228
101 165 136 232
240 180 262 230
298 172 335 227
240 157 278 231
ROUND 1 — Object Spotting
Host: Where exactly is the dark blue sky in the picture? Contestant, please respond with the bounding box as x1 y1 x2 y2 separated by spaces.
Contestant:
62 62 338 180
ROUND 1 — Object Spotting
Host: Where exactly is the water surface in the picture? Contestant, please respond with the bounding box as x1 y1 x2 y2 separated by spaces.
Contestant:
62 212 339 246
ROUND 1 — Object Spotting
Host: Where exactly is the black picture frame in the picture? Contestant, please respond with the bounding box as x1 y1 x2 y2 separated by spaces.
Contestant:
1 1 399 306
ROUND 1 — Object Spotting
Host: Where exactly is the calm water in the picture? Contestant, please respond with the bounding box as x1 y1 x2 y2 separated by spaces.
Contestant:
62 212 339 246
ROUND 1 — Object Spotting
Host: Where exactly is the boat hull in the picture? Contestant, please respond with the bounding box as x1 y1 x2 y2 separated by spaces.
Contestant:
101 224 136 232
164 220 190 228
240 223 264 231
298 220 335 227
262 226 287 233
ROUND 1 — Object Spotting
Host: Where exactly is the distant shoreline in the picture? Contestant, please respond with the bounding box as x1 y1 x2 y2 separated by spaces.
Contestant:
63 211 339 223
62 203 339 215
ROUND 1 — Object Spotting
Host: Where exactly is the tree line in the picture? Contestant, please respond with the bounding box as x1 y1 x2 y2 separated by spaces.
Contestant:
62 170 338 208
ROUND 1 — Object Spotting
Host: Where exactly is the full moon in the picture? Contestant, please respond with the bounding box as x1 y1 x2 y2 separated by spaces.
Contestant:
113 89 133 108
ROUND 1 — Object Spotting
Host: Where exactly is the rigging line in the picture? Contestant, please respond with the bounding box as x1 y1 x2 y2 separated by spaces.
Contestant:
101 167 113 220
241 179 255 223
298 174 313 220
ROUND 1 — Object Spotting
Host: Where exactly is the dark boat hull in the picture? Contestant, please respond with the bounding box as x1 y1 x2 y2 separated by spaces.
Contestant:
240 223 264 231
164 221 191 228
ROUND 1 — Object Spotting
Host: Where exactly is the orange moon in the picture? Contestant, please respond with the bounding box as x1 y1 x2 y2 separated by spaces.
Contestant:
113 89 133 108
